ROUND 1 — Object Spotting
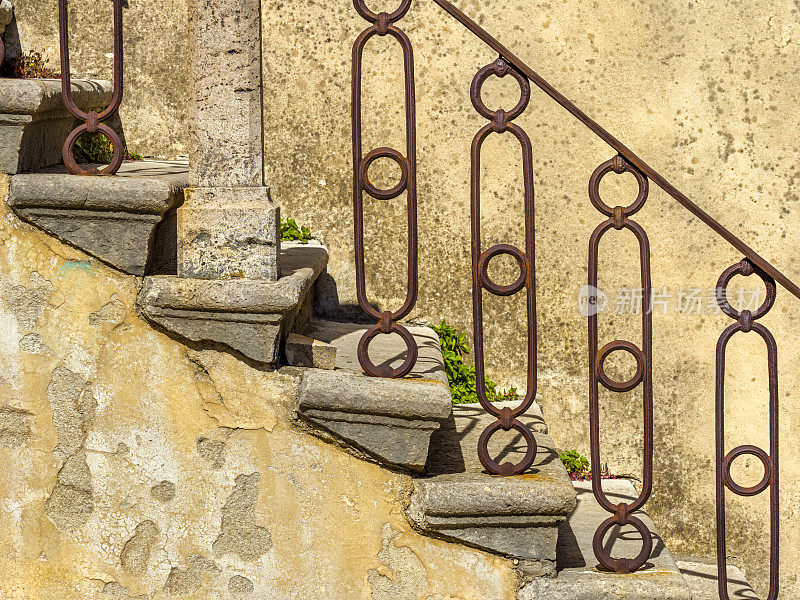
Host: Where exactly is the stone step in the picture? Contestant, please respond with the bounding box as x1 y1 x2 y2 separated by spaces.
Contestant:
519 479 692 599
0 78 117 174
139 242 328 365
407 401 577 577
8 160 189 275
293 320 452 472
676 556 759 599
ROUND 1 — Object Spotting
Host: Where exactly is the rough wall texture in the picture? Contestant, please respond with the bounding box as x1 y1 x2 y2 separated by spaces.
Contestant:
7 0 189 159
0 175 517 599
260 0 800 596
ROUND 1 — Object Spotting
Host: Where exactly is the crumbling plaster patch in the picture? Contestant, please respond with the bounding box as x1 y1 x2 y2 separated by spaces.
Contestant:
228 574 255 597
44 366 97 530
163 554 220 595
19 332 51 354
150 480 176 503
120 519 159 575
3 271 54 330
368 523 427 600
185 349 280 432
100 581 148 599
0 404 33 447
213 473 273 561
196 436 227 470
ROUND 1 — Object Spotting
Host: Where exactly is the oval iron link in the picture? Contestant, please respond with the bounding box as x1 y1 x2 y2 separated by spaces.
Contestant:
471 57 538 475
715 259 779 600
352 0 418 378
587 155 654 573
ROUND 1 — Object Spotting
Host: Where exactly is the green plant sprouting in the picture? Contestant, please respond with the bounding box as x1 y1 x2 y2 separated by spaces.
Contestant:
74 132 142 165
559 450 590 478
280 218 313 243
431 320 519 405
558 450 619 481
1 50 60 79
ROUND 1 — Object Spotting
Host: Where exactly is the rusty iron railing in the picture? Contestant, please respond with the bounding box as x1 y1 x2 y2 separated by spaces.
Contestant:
715 259 779 600
351 0 793 592
587 155 654 573
58 0 124 175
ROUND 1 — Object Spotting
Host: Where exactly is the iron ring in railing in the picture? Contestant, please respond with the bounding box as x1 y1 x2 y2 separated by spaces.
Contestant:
58 0 125 175
715 258 779 600
588 155 654 573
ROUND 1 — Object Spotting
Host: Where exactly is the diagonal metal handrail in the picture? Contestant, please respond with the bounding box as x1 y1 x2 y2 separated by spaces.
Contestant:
432 0 800 302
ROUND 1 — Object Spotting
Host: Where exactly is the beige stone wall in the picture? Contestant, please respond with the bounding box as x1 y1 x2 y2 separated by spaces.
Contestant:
9 0 189 158
0 175 516 599
262 0 800 596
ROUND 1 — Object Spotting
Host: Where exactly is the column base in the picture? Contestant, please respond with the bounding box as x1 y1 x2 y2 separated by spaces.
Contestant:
177 186 279 281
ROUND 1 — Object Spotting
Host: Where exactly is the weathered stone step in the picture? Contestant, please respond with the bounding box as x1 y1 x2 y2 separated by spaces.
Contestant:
294 320 452 472
676 556 759 599
139 242 328 365
8 160 189 275
408 401 577 577
519 479 692 599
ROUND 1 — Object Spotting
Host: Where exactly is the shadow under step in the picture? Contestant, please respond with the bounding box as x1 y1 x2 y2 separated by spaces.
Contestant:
676 556 759 599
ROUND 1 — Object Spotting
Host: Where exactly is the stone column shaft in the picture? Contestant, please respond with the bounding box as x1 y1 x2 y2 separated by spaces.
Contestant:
179 0 279 281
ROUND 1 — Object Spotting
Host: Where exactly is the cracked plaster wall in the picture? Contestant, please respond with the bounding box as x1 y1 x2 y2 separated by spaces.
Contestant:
0 174 516 598
6 0 800 594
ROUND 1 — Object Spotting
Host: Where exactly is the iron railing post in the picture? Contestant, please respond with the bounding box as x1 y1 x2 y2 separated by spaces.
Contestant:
58 0 124 175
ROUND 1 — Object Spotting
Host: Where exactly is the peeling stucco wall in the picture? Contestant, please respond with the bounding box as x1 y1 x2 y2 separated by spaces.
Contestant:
259 0 800 596
0 175 517 598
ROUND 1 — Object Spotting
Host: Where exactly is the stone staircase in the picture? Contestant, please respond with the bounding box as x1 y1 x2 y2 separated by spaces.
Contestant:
1 159 762 599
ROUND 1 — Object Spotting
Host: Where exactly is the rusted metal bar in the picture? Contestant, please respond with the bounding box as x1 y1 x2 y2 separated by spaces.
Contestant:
715 259 779 600
58 0 124 175
430 0 800 303
588 155 654 573
470 57 538 475
352 0 419 377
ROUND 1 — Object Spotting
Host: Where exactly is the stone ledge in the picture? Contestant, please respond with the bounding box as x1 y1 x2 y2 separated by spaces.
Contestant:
0 78 112 116
297 370 451 472
0 78 115 174
518 480 692 599
138 242 328 365
8 161 189 275
411 465 577 520
295 321 452 472
407 429 576 573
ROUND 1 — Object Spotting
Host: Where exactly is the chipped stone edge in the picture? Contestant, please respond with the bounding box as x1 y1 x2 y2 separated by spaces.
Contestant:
137 243 328 364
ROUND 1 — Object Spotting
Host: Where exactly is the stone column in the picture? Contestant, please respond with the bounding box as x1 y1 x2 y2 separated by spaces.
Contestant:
179 0 279 281
0 0 13 67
